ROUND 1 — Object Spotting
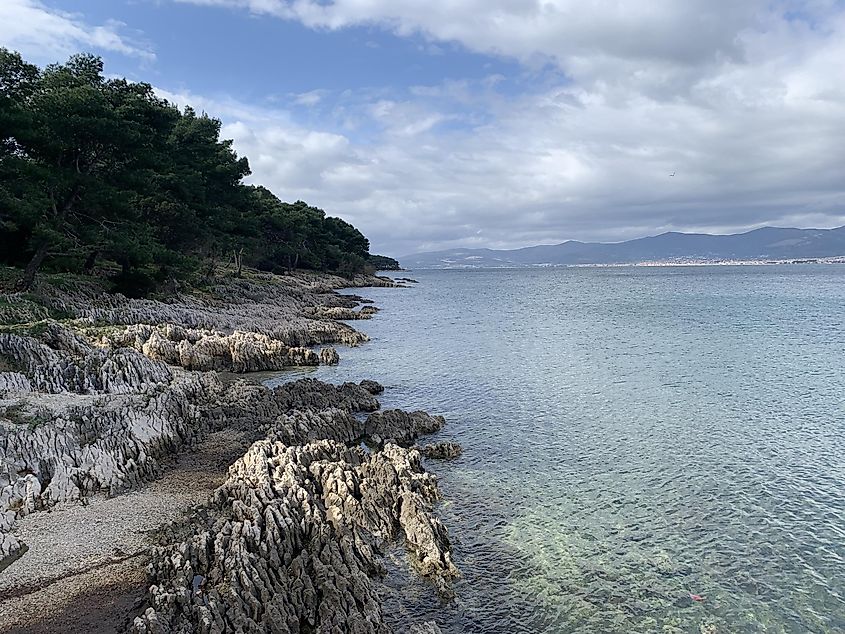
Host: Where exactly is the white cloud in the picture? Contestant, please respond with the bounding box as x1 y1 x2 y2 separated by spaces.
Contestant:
85 2 845 254
8 0 841 255
152 50 845 257
0 0 154 63
291 89 328 106
175 0 760 78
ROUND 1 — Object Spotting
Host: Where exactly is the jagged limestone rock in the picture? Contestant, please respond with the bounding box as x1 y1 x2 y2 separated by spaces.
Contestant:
3 272 399 377
96 325 346 372
319 346 340 365
0 326 173 395
220 379 381 434
0 271 459 631
0 372 31 396
131 439 458 634
265 408 365 445
0 322 227 570
308 305 380 320
0 371 224 568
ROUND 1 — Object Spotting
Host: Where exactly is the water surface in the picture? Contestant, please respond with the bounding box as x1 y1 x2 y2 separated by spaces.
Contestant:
268 266 845 634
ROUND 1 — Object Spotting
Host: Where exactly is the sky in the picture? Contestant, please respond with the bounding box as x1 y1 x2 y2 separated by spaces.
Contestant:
1 1 844 257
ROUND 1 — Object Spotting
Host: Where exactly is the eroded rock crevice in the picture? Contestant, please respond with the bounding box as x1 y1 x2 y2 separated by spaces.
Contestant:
133 436 458 634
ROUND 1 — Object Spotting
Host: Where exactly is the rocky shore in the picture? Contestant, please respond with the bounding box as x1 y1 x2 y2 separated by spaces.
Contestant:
0 269 459 633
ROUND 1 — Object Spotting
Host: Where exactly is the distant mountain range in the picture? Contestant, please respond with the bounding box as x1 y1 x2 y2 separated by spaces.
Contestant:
400 226 845 269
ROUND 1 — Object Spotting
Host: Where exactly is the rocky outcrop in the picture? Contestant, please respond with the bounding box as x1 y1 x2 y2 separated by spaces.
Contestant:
308 305 380 320
319 346 340 365
94 324 337 372
421 442 463 460
122 377 456 634
365 410 446 447
0 271 388 570
132 438 458 633
1 270 456 633
0 326 173 395
4 271 397 375
359 379 385 395
0 326 225 570
220 379 381 430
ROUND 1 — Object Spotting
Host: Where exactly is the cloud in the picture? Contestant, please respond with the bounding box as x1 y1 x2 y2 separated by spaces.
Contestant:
292 90 328 106
0 0 154 63
85 2 845 254
175 0 759 74
151 43 845 258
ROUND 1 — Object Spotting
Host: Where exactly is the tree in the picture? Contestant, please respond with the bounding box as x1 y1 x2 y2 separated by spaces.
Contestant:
0 49 379 294
0 51 163 289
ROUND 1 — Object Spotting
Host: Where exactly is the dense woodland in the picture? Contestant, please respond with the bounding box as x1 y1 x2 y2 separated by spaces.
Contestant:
0 49 398 296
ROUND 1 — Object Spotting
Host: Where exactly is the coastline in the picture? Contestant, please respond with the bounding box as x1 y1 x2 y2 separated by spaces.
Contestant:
408 256 845 271
0 269 457 633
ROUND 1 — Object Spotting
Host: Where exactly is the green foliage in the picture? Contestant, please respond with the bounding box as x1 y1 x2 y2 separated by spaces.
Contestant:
367 254 401 270
0 49 379 293
239 187 372 277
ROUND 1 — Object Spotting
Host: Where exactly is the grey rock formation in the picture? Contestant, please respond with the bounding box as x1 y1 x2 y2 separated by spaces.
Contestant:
95 324 329 372
309 305 380 320
0 270 457 632
365 410 446 447
319 346 340 365
132 439 458 633
220 379 381 431
359 379 385 395
5 271 399 376
0 272 387 573
0 337 223 569
421 442 463 460
0 326 173 395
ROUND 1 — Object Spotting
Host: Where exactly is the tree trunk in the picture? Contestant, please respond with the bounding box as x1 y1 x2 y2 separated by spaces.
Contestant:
233 248 244 277
16 242 50 291
83 249 99 275
204 255 217 281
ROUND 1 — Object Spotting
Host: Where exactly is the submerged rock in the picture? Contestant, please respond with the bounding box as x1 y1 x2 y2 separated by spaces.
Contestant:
421 442 463 460
359 379 385 395
365 409 446 447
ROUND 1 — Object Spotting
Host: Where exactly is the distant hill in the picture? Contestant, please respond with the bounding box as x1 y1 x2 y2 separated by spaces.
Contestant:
400 226 845 269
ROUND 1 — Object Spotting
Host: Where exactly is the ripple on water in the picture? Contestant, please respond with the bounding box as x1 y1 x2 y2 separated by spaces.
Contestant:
268 266 845 634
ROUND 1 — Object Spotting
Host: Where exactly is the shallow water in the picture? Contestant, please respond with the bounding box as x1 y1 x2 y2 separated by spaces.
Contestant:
267 266 845 634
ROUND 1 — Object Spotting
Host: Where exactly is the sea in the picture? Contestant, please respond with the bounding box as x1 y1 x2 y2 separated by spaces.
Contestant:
266 265 845 634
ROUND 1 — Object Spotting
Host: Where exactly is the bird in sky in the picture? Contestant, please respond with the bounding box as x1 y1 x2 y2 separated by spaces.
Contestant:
670 171 676 177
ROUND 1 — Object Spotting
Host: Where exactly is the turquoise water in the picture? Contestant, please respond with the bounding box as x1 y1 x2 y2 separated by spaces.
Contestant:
267 266 845 633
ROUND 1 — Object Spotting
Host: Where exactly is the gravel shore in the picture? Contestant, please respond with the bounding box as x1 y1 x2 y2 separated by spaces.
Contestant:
0 427 250 632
